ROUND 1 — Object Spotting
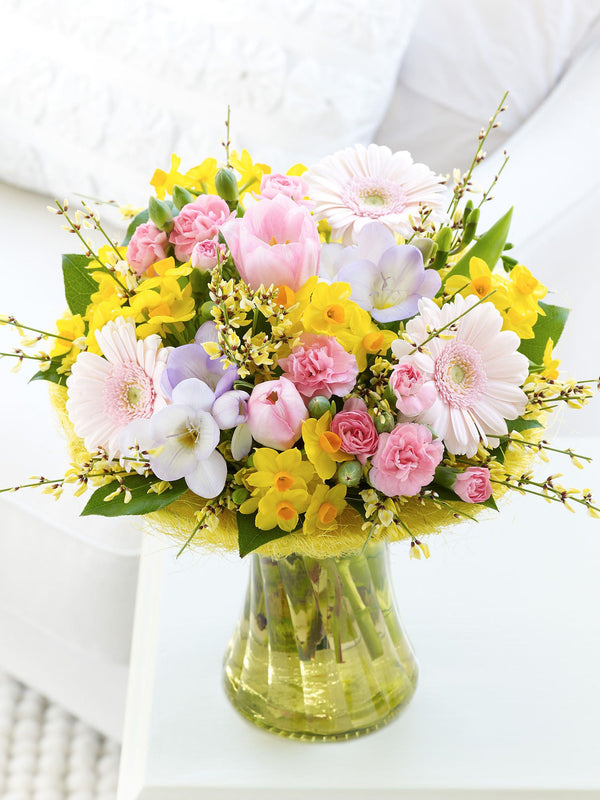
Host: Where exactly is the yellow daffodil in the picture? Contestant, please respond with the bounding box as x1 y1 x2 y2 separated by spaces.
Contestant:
255 487 310 532
542 338 560 379
302 412 353 480
184 157 218 194
129 274 195 338
247 448 315 493
286 163 308 177
303 484 347 535
144 256 192 280
150 154 188 200
301 282 395 369
51 313 86 358
230 149 271 196
444 257 511 307
508 264 547 315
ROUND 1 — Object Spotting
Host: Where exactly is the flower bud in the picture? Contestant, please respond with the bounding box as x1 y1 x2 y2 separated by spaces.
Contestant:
215 168 239 203
461 207 479 247
232 487 250 505
336 461 363 487
374 411 395 433
430 226 453 270
308 396 333 419
148 196 174 232
200 301 217 320
172 185 196 211
411 237 437 263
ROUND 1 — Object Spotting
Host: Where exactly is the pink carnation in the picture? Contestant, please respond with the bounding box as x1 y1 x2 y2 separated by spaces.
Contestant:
191 240 227 270
390 359 436 417
260 173 310 205
279 334 358 400
169 195 233 262
126 222 169 276
331 398 378 465
453 467 492 503
370 422 444 497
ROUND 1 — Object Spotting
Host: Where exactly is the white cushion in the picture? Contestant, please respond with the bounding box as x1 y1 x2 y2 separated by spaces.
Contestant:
0 0 418 204
376 0 600 171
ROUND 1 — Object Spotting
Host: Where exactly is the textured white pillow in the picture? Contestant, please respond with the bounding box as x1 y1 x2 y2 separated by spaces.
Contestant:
0 0 418 205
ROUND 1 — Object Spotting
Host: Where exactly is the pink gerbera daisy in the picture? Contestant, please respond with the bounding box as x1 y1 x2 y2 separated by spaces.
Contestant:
66 317 170 459
305 144 447 244
392 296 529 457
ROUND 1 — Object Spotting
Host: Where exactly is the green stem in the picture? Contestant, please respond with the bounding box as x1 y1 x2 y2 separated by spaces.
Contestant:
2 319 74 343
408 290 496 355
0 351 50 361
337 559 384 660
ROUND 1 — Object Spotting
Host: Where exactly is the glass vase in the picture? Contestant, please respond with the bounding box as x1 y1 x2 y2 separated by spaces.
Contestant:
223 541 418 741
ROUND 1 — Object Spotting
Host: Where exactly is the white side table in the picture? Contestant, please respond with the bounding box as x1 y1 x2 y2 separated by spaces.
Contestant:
118 438 600 799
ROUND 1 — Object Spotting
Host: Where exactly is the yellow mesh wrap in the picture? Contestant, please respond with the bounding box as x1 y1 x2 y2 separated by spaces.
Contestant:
49 384 541 559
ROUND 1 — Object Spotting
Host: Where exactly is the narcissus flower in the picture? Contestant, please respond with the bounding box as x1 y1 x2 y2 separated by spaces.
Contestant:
303 483 347 534
255 488 310 532
302 412 353 480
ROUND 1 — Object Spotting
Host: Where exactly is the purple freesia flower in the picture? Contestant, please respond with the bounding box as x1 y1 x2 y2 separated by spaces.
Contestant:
322 222 441 323
161 322 238 400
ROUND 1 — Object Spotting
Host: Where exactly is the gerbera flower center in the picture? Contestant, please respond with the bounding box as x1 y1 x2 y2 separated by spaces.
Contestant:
342 177 407 219
104 363 156 425
433 341 487 409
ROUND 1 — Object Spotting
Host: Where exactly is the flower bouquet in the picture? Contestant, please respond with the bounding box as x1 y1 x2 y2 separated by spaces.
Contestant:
2 102 597 740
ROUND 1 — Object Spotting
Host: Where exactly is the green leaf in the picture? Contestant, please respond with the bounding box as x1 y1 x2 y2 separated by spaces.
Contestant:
81 474 188 517
518 302 570 365
446 208 513 278
62 254 96 316
29 359 68 386
122 209 149 245
237 511 289 558
506 417 542 433
346 496 367 520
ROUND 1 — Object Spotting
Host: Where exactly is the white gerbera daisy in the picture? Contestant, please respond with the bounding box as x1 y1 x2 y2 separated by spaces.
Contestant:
305 144 447 244
66 317 170 459
392 296 529 457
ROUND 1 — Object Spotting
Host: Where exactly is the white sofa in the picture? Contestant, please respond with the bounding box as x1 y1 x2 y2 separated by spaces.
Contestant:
0 0 598 742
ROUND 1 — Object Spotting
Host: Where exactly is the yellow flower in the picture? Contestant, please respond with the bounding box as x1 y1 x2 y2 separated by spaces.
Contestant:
301 282 395 369
129 272 195 338
150 154 188 199
230 149 271 196
302 412 353 480
247 448 315 494
255 487 310 532
51 313 86 358
303 484 347 535
286 163 308 177
184 157 218 194
144 256 192 280
444 257 511 307
509 264 547 314
542 338 560 379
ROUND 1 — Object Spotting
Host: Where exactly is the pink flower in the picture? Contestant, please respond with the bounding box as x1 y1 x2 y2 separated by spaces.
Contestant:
331 398 378 465
222 194 320 291
279 334 358 400
191 240 227 270
126 222 169 276
260 173 310 204
369 422 444 497
247 377 308 450
453 467 492 503
169 195 233 262
390 358 437 417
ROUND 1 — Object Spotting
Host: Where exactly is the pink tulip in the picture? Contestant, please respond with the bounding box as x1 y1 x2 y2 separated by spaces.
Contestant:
222 194 320 291
247 377 308 450
453 467 493 503
369 422 444 497
126 222 169 276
